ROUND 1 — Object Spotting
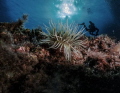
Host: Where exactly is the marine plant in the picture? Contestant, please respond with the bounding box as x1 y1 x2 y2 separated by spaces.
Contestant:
41 20 87 61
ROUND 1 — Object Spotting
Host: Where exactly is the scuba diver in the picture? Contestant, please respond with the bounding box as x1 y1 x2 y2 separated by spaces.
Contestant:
79 21 99 36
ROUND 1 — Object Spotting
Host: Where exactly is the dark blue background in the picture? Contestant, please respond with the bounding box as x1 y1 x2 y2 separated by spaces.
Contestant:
0 0 120 39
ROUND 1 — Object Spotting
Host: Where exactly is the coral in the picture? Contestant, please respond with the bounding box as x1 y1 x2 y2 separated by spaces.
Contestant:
0 27 14 44
85 49 113 71
34 46 50 61
110 42 120 54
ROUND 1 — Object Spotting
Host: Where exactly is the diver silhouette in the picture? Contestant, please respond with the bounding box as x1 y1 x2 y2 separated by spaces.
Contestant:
79 21 99 36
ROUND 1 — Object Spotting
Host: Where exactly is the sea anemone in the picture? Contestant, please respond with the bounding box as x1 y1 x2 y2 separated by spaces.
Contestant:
41 20 87 61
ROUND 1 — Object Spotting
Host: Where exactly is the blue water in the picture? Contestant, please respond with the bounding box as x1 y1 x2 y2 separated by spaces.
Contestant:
0 0 119 38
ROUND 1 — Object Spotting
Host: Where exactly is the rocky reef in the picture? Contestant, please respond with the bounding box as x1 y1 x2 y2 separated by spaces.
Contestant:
1 16 120 93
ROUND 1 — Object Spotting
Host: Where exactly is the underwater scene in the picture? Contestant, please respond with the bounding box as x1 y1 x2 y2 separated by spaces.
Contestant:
0 0 120 93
